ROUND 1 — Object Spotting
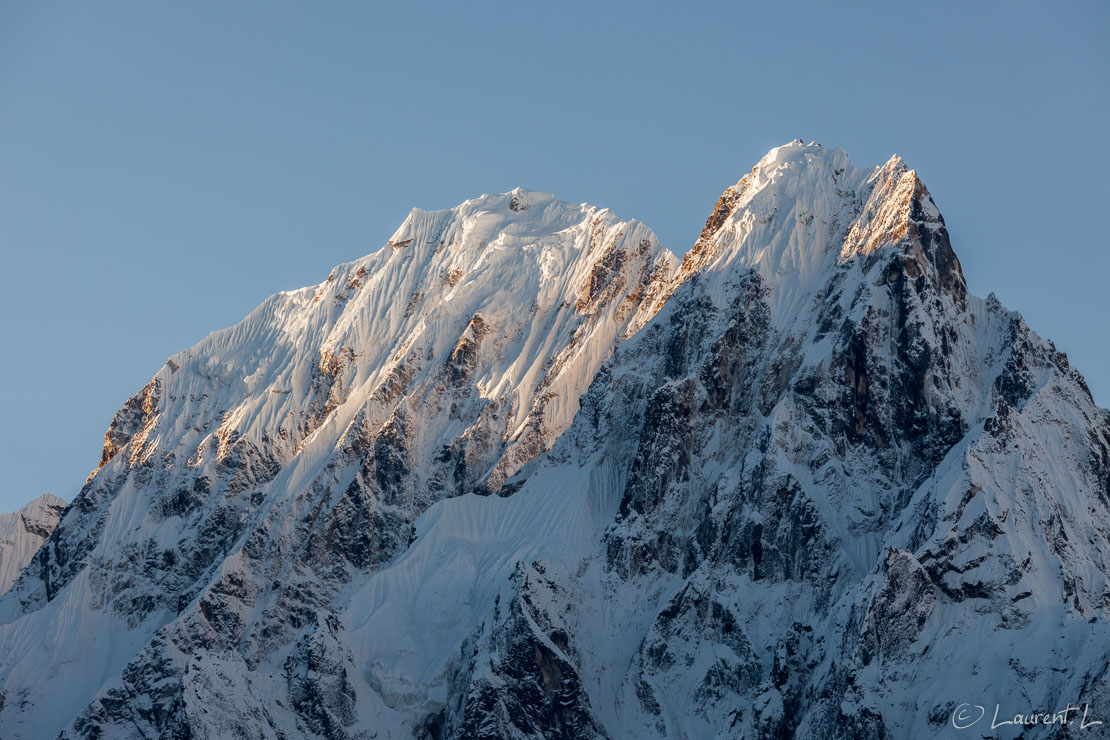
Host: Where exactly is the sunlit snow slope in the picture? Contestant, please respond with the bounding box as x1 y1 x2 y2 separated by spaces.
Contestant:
0 188 675 739
1 143 1107 740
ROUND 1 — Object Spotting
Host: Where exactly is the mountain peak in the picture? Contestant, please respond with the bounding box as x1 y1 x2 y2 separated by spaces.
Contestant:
20 492 65 512
1 145 1102 740
383 188 651 264
0 493 66 595
743 139 848 183
839 159 924 261
677 143 965 326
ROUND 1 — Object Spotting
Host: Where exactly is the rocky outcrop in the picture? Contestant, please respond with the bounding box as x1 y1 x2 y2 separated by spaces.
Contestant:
443 564 608 740
0 188 677 739
0 144 1106 740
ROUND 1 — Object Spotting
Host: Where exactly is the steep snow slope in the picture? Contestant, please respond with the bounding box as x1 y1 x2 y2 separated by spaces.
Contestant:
503 142 1110 739
341 143 1110 738
1 143 1107 740
0 189 676 739
430 143 1110 739
0 494 65 595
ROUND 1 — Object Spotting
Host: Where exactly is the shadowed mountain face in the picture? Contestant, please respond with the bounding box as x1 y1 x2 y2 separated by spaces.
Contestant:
1 142 1107 740
0 494 66 596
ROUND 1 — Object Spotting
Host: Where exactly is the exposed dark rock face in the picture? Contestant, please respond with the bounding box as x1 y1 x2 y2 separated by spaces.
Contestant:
68 636 194 740
446 315 488 386
1 146 1107 740
443 564 608 740
858 548 937 665
285 613 360 740
0 188 677 739
445 145 1110 738
97 379 160 472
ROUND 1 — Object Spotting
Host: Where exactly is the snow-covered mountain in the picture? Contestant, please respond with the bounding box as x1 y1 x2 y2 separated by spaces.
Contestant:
1 142 1107 739
0 494 65 595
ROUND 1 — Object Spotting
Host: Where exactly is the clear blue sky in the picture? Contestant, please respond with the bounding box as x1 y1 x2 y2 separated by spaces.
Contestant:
1 1 1107 511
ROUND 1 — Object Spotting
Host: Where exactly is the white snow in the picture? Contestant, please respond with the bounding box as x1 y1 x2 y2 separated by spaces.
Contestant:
0 494 64 595
0 143 1106 739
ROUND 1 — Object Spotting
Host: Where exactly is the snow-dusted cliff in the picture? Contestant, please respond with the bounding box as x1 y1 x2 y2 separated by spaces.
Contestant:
0 494 65 595
1 142 1107 739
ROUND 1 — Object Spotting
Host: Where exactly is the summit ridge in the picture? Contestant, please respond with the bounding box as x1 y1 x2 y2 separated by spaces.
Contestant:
0 143 1106 740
